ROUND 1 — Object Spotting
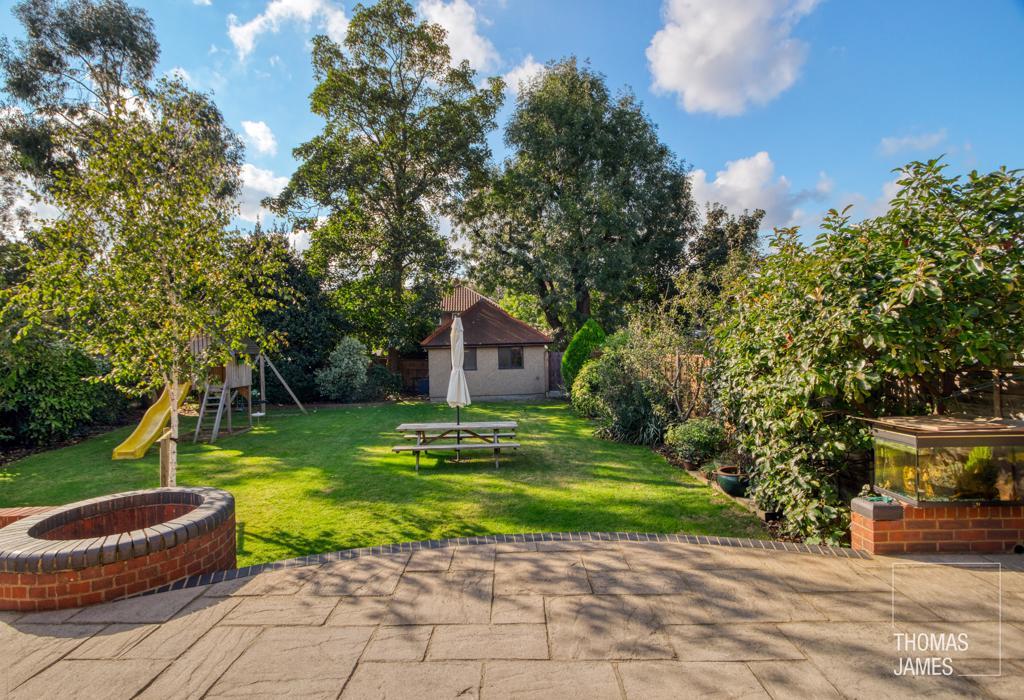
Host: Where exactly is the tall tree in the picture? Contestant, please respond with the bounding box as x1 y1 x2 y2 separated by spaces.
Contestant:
688 204 763 278
269 0 503 368
11 79 283 484
464 58 695 346
0 0 159 187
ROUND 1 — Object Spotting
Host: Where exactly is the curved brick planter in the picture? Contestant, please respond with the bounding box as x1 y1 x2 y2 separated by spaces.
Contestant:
0 487 235 611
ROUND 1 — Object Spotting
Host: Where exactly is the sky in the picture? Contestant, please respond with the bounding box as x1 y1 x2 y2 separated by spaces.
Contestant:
2 0 1023 244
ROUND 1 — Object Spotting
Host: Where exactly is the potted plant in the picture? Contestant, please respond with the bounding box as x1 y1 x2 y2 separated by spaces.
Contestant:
664 418 726 472
714 449 751 498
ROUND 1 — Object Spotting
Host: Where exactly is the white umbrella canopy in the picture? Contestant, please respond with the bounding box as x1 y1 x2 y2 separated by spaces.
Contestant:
446 315 471 420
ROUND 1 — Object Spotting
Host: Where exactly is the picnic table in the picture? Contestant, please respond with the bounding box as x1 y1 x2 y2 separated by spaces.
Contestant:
392 421 519 471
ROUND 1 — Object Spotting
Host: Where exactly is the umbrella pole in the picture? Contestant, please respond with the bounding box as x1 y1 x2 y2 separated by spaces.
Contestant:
456 405 461 461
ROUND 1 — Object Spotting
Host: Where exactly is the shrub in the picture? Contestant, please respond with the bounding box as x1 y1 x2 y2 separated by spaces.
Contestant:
315 336 370 401
562 318 605 393
665 418 726 466
570 360 603 418
360 363 402 401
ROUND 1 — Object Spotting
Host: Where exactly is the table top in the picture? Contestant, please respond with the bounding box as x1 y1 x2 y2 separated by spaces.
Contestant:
396 421 518 431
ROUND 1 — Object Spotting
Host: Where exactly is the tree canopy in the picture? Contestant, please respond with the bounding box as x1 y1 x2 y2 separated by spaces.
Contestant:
269 0 503 366
464 58 695 346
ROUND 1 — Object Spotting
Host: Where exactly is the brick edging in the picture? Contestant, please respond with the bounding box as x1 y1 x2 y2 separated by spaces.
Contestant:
147 530 868 595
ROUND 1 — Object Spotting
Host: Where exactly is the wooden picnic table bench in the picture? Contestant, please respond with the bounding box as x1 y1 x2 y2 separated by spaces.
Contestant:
393 420 519 472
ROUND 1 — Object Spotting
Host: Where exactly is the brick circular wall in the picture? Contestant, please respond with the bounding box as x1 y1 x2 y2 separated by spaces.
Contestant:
0 487 235 611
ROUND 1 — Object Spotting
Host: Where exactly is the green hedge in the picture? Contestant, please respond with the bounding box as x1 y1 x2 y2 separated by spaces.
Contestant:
561 318 605 393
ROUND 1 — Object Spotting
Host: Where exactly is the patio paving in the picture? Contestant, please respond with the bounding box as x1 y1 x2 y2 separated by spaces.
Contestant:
2 538 1023 698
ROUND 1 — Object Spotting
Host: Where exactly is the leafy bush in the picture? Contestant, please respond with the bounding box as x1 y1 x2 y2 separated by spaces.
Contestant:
665 418 726 466
562 318 605 393
0 332 129 446
315 336 370 401
360 363 402 401
570 360 603 418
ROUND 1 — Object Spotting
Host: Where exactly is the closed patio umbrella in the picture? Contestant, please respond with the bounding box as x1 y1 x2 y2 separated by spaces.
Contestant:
446 315 471 424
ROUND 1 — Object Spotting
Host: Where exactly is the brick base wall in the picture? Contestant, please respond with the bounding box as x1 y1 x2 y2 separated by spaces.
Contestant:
851 497 1024 555
0 507 53 529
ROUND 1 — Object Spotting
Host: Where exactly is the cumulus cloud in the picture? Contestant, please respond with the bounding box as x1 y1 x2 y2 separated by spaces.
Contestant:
690 151 830 228
503 54 545 96
647 0 819 116
238 163 288 222
418 0 500 70
194 0 212 6
241 120 278 156
878 129 947 156
228 0 348 61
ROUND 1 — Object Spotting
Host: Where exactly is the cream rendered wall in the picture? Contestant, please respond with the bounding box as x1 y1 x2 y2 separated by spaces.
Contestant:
428 346 547 401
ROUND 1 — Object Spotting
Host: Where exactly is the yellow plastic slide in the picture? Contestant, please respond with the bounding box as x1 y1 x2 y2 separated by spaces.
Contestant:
112 382 191 460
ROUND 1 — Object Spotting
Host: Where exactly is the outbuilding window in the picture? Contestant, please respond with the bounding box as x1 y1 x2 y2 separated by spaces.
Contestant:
463 348 477 371
498 346 524 370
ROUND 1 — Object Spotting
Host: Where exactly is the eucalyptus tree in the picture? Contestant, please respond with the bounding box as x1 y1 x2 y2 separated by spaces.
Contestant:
269 0 503 367
463 58 696 346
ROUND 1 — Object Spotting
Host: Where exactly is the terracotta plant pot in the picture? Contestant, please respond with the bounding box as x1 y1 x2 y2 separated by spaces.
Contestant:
715 465 750 498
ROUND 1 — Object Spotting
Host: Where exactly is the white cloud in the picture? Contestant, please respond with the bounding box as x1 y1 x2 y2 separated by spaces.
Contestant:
646 0 819 116
288 230 311 253
418 0 500 70
690 151 830 228
194 0 212 6
238 163 289 222
228 0 348 61
842 178 902 220
166 67 193 85
503 55 545 96
878 129 947 156
241 120 278 156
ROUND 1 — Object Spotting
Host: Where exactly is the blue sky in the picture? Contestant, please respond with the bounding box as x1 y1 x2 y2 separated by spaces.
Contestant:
3 0 1023 238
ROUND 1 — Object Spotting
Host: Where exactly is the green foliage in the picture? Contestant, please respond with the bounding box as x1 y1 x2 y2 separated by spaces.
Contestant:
665 418 726 466
956 447 998 500
688 204 764 295
362 363 402 401
562 318 605 392
569 360 602 418
464 58 695 345
268 0 503 362
714 159 1024 543
315 336 371 402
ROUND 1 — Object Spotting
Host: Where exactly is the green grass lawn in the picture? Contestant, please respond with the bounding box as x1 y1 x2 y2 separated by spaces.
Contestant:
0 401 765 566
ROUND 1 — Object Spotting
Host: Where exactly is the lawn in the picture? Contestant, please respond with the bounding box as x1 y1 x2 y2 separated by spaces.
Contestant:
0 401 765 566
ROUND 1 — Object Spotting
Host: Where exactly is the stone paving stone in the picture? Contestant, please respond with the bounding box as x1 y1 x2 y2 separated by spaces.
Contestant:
616 660 769 699
494 542 538 553
207 626 374 699
689 576 829 623
536 541 617 552
482 660 620 699
220 594 338 626
588 567 692 595
428 624 548 660
806 590 941 623
65 623 158 659
450 545 496 571
494 552 591 596
491 595 545 624
0 611 21 624
646 593 718 625
204 565 322 596
666 623 805 661
324 596 391 626
123 596 242 660
385 570 492 625
546 595 674 660
137 626 262 700
68 586 207 624
342 661 481 699
899 620 1024 662
11 607 82 624
302 553 409 596
0 623 104 691
747 660 842 698
579 550 631 571
406 548 455 571
361 625 433 661
763 556 889 594
9 659 170 700
885 563 1002 622
971 659 1024 700
778 621 988 698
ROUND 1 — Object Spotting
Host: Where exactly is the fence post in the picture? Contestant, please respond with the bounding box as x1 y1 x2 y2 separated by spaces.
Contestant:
159 430 172 487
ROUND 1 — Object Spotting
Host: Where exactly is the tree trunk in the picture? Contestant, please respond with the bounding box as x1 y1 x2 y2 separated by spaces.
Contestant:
574 286 591 326
535 278 565 347
166 378 179 487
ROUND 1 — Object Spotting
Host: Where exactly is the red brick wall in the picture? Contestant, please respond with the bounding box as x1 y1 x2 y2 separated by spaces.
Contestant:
40 504 196 540
0 514 235 612
852 503 1024 555
0 507 53 528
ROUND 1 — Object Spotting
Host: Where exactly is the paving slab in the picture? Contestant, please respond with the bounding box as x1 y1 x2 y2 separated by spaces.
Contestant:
65 623 157 659
67 586 207 624
9 659 170 700
385 570 492 625
494 551 591 596
361 625 433 661
0 622 104 691
427 623 548 660
303 553 410 596
122 596 242 660
482 660 620 699
406 547 455 571
220 594 338 626
666 623 805 661
546 595 674 660
491 595 545 624
204 565 322 596
206 625 374 698
138 625 262 700
450 545 497 571
324 596 391 626
342 661 481 699
616 660 769 699
806 590 941 622
747 660 843 698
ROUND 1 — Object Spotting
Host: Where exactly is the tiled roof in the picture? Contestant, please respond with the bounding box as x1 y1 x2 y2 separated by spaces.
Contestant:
441 285 494 313
422 299 551 348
